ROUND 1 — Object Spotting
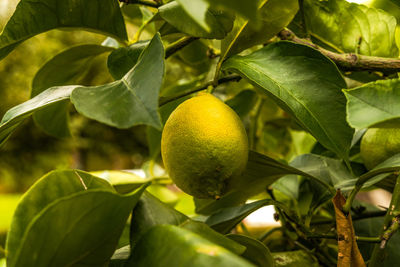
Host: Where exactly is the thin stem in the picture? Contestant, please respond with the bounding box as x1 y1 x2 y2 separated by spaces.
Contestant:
159 74 242 106
259 227 282 242
131 12 158 43
311 210 387 226
279 28 400 74
165 36 199 59
343 167 400 214
307 234 381 243
119 0 160 8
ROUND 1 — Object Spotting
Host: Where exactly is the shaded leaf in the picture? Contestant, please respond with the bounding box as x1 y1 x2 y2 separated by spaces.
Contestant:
227 234 275 267
176 0 210 32
0 86 75 146
107 41 149 80
32 44 114 137
223 42 353 161
0 0 127 60
205 199 285 234
127 225 255 267
158 1 234 39
272 250 318 267
225 90 258 118
304 0 398 57
344 79 400 129
71 33 164 129
6 170 148 267
221 0 298 58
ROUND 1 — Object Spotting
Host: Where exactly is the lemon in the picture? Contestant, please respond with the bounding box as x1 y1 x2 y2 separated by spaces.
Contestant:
360 123 400 170
161 94 249 199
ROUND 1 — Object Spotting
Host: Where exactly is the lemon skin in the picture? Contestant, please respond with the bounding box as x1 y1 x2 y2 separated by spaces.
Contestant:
360 126 400 170
161 94 249 199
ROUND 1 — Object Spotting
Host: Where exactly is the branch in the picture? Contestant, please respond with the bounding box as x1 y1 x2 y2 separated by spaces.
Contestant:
311 210 387 226
380 215 400 249
165 36 199 59
278 28 400 73
307 234 380 243
158 74 242 106
119 0 160 8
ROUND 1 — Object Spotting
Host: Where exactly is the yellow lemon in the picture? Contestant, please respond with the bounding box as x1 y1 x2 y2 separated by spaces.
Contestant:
161 94 249 199
360 123 400 170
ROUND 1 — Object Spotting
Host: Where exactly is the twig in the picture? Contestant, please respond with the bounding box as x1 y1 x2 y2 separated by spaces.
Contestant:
278 28 400 73
311 210 387 226
119 0 160 8
165 36 199 59
380 215 400 249
158 74 242 106
307 233 380 243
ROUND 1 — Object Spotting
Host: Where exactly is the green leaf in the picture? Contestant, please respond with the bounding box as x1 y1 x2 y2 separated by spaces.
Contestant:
227 234 275 267
205 199 284 234
344 79 400 129
0 86 75 146
304 0 398 57
272 250 318 267
176 0 210 32
221 0 298 58
195 150 330 214
107 41 149 80
223 42 353 161
158 1 234 39
31 44 114 138
71 34 164 129
0 0 127 60
110 245 130 267
225 90 258 118
5 170 148 267
130 192 189 246
127 225 255 267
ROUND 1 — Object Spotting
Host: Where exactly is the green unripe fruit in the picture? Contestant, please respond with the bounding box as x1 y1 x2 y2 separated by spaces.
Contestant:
360 125 400 170
161 94 249 199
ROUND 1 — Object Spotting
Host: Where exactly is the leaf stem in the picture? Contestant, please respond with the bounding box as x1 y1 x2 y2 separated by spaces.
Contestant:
165 36 199 59
158 74 242 106
279 28 400 73
119 0 160 8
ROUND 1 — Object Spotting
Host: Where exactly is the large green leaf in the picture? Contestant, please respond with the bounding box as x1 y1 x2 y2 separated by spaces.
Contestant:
220 0 298 59
227 234 275 267
0 0 127 60
0 86 75 146
344 79 400 129
194 150 326 214
304 0 398 57
107 41 149 80
6 170 148 267
31 44 114 138
223 42 353 161
71 33 164 129
130 192 244 255
205 199 285 234
158 1 234 39
176 0 258 32
127 225 255 267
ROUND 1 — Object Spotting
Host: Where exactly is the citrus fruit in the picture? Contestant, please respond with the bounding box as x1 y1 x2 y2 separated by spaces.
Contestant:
360 123 400 170
161 94 249 199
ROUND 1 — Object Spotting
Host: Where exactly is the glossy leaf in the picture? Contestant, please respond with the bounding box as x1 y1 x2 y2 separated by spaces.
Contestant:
304 0 398 57
130 192 244 255
6 170 148 267
227 234 275 267
272 250 319 267
205 199 283 234
158 1 234 39
0 86 75 146
344 79 400 129
32 45 114 137
223 42 353 161
0 0 127 60
107 41 149 80
195 150 327 214
176 0 210 32
127 225 255 267
71 34 164 129
221 0 298 58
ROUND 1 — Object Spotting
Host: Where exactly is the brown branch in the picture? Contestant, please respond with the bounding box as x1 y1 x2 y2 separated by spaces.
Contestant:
278 28 400 73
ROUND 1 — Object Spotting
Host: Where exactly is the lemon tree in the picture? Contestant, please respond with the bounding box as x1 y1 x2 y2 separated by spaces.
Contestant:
3 0 400 266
